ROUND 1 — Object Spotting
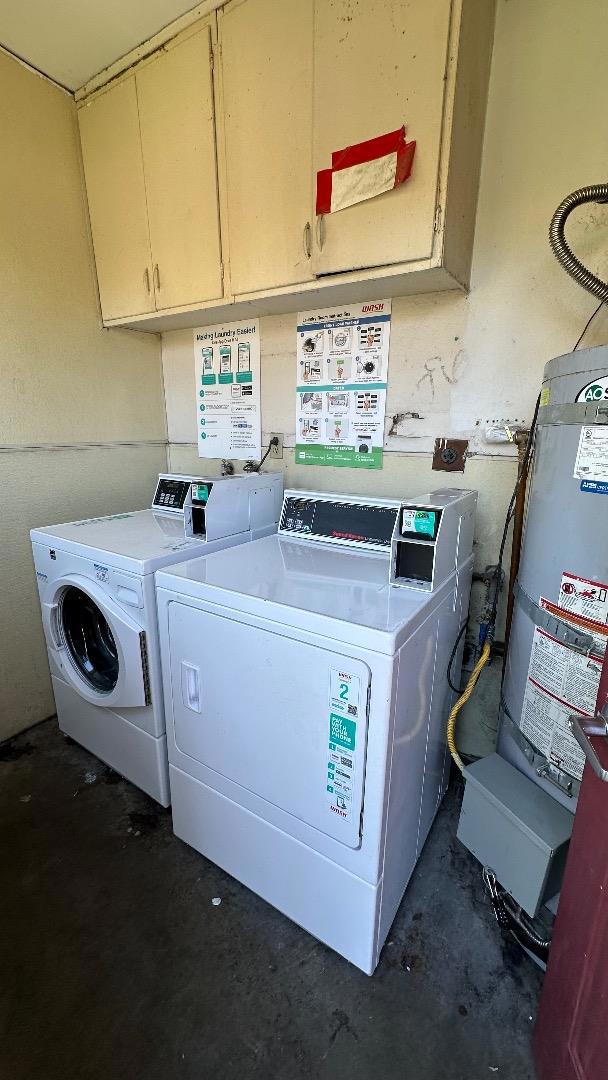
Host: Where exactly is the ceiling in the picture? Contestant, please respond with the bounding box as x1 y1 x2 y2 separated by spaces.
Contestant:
0 0 204 91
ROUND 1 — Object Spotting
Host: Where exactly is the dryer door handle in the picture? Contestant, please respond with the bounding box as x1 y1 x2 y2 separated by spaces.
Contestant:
181 661 201 714
43 601 62 651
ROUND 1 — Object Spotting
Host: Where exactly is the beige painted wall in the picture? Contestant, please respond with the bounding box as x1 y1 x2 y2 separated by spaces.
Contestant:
0 50 166 739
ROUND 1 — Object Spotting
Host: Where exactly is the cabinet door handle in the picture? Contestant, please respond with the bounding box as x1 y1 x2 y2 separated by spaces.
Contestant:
316 214 325 251
303 221 312 258
153 264 161 291
143 267 151 293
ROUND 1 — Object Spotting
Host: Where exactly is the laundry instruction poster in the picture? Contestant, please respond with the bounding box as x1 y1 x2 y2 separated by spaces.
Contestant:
295 300 391 468
194 319 261 460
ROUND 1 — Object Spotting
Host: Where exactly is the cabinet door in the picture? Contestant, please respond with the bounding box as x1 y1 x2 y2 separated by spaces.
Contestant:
220 0 314 295
137 26 223 310
312 0 452 276
78 77 154 320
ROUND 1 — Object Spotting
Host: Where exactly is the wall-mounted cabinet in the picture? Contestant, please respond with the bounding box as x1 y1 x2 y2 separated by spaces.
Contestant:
219 0 314 296
78 21 222 321
78 75 153 320
77 0 495 331
312 0 452 277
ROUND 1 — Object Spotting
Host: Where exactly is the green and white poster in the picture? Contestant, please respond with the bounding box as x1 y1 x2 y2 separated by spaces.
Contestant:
295 300 391 469
194 319 261 460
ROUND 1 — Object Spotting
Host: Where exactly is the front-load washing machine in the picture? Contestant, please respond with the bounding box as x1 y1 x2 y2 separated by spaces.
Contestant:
31 472 283 805
156 487 476 971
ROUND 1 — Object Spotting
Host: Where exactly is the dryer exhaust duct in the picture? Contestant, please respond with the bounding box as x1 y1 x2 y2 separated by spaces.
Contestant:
549 184 608 303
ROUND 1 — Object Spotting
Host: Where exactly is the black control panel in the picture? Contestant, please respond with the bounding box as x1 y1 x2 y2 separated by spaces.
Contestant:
280 496 398 548
152 477 192 513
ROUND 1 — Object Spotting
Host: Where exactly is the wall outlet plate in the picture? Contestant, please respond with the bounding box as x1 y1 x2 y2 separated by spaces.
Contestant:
432 437 468 472
270 433 283 459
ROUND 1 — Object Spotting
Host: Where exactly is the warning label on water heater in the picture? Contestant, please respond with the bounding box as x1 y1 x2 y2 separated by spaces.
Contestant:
519 584 608 782
520 626 602 781
574 426 608 484
559 571 608 626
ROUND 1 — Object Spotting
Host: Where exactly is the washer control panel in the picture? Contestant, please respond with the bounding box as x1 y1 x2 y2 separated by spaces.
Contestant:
152 475 198 515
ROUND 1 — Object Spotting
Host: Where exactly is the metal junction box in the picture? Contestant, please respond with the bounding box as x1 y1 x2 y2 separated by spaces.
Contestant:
457 754 573 917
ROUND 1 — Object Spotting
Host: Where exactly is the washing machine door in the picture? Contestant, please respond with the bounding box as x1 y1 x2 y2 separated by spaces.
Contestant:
42 575 149 709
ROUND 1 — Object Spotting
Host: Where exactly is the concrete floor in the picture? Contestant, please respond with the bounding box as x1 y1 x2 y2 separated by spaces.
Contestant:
1 719 542 1080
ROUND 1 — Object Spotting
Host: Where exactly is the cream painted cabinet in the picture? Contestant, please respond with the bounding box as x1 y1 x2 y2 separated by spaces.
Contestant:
312 0 475 278
78 22 222 321
78 77 154 321
77 0 494 330
219 0 314 296
137 26 223 310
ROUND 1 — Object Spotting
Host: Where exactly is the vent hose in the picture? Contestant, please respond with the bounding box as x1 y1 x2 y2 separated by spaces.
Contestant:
549 185 608 303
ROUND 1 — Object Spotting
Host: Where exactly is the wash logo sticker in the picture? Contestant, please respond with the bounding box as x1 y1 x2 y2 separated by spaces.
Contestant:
576 375 608 402
325 669 362 820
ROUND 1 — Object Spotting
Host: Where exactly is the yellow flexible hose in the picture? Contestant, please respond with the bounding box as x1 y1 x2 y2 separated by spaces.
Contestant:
447 640 492 772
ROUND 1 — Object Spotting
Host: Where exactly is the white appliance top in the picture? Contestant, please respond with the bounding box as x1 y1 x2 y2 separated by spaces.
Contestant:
156 534 450 654
31 509 210 576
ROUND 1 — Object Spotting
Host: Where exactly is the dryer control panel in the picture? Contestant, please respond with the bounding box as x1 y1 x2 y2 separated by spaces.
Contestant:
279 492 401 551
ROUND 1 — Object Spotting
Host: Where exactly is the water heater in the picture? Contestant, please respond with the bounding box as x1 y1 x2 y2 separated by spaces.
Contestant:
501 344 608 810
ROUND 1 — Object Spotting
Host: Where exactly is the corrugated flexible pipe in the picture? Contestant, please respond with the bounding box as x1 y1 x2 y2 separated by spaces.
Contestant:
549 185 608 302
447 640 492 772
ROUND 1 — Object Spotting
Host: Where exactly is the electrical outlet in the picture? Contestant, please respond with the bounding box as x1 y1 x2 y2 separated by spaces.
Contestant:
432 437 468 472
270 433 283 459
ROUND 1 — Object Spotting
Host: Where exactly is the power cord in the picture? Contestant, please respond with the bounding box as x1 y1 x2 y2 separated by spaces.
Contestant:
573 300 604 351
445 393 541 699
488 392 541 630
243 436 279 473
447 622 468 694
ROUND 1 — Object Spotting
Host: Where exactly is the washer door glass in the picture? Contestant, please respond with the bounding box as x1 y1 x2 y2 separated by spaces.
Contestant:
61 586 119 693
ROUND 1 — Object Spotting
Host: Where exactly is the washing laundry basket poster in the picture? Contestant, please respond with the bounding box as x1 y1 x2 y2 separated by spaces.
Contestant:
295 300 391 468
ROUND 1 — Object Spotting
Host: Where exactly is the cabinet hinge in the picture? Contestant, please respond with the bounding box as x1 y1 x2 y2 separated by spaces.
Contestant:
433 205 442 233
220 262 225 281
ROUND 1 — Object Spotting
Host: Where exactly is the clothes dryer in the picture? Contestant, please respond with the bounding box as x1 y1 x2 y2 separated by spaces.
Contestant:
156 488 475 970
